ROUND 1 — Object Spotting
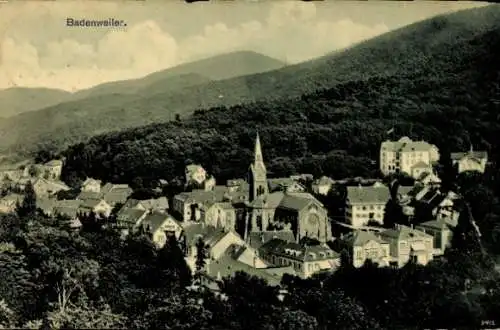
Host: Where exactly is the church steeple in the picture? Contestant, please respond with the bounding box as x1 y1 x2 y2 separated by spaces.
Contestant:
248 132 268 201
254 132 264 164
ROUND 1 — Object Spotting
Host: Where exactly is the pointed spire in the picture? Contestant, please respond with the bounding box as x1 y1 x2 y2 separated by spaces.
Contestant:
254 131 264 164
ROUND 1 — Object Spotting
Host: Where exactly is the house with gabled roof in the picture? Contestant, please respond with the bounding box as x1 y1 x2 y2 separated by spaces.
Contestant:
451 147 488 174
258 238 340 278
123 197 169 213
182 224 246 261
78 198 112 218
116 207 149 231
52 200 82 221
339 230 391 268
142 212 183 248
312 176 335 196
228 244 270 269
378 224 434 268
32 178 70 198
100 183 133 206
81 178 102 193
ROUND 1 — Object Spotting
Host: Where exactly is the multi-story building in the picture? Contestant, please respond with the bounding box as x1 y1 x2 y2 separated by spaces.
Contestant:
258 238 340 278
339 230 391 268
378 224 434 268
380 136 440 178
345 185 390 227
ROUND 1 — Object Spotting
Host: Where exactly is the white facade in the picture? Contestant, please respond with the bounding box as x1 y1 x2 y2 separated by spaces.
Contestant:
352 239 391 268
380 137 440 176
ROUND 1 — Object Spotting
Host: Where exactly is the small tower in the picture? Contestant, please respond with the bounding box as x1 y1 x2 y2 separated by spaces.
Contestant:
248 132 268 202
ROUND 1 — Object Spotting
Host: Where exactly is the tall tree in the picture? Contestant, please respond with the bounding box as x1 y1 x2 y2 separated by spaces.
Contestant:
194 238 208 281
16 181 37 219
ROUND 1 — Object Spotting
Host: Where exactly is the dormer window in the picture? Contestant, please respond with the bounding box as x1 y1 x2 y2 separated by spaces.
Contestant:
319 252 325 258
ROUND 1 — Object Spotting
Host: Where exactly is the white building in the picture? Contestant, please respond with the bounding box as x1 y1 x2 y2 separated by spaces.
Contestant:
451 147 488 174
380 136 440 178
345 185 390 227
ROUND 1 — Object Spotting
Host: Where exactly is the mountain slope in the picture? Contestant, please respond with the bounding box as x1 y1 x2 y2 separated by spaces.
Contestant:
73 50 285 99
60 19 500 186
2 5 500 156
0 87 72 118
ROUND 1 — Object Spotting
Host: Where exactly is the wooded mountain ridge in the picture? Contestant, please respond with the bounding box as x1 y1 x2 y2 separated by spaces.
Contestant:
4 5 500 158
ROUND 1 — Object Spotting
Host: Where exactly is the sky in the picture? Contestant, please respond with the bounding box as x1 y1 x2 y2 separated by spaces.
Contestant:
0 0 490 92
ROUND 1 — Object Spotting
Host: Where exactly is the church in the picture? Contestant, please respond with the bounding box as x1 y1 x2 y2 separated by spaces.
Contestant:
244 133 332 243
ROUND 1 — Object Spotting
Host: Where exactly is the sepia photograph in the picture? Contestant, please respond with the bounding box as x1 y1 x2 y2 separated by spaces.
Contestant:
0 0 499 328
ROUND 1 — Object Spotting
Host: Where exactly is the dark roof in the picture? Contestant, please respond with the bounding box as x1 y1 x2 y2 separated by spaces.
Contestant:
77 191 102 200
117 207 148 224
379 225 432 241
259 238 339 262
175 189 227 204
80 199 104 209
247 230 296 250
451 151 487 160
206 252 284 287
123 199 141 208
347 186 390 204
143 212 178 233
417 219 451 231
278 194 314 211
182 223 206 245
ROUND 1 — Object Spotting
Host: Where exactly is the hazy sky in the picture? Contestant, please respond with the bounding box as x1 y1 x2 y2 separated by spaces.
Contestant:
0 0 489 92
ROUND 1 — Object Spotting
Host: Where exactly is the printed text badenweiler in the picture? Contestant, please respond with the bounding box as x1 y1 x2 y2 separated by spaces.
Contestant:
66 18 127 27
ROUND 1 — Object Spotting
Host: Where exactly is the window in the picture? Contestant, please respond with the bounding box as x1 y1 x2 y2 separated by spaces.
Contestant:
356 250 362 259
362 206 367 211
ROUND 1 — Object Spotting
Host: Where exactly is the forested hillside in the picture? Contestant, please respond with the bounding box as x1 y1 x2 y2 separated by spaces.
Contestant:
3 5 500 157
60 19 500 184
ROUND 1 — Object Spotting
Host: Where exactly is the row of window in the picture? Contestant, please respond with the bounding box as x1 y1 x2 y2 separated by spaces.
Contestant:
352 213 383 219
351 205 384 211
356 248 387 259
382 151 425 158
270 256 323 274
